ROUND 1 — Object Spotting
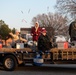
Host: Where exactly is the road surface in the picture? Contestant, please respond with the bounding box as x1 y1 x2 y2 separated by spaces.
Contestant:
0 64 76 75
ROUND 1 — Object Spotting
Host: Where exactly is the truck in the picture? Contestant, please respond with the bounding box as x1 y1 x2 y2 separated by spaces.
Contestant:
0 47 76 71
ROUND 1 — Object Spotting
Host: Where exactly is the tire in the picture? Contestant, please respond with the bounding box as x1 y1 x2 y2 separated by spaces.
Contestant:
3 55 17 71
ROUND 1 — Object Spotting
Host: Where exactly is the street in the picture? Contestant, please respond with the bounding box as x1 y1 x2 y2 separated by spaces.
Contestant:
0 64 76 75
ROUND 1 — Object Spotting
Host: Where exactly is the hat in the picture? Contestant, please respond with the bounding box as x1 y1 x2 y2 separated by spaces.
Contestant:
41 28 47 33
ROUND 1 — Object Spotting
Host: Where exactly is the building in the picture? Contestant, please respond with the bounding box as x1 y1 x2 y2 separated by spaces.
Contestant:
20 28 31 34
20 28 32 40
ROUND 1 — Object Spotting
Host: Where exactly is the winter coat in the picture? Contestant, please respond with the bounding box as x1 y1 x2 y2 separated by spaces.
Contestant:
31 27 41 41
69 20 76 38
38 34 52 52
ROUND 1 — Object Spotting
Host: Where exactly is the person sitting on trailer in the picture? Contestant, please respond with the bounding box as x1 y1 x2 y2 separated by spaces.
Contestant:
9 30 27 48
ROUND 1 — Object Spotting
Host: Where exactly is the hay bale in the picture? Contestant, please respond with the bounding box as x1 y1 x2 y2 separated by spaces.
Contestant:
0 48 16 52
51 48 76 52
0 48 32 53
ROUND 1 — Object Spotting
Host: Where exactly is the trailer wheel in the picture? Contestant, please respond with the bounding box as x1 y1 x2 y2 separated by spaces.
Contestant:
3 55 17 71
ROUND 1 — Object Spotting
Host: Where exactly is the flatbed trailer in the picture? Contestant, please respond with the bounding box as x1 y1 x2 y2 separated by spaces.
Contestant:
0 48 76 71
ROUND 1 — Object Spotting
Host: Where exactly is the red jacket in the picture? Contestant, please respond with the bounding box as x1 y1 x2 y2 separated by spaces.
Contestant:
31 27 41 41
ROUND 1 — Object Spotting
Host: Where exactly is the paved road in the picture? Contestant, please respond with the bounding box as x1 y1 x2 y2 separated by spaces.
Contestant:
0 64 76 75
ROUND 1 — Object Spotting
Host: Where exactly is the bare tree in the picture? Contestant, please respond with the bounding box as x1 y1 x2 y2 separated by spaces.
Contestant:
31 12 68 37
56 0 76 19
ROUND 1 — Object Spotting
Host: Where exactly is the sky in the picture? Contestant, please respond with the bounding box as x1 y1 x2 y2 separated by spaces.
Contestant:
0 0 56 30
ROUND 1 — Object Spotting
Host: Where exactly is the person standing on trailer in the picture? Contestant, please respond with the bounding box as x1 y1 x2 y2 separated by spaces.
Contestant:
31 22 41 46
69 19 76 42
38 28 52 58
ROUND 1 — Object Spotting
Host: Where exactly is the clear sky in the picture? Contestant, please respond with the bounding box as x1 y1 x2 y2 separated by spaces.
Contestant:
0 0 56 30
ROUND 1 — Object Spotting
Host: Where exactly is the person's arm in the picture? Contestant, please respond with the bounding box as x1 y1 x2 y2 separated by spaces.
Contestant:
20 37 27 42
9 32 15 38
31 27 34 36
31 27 36 36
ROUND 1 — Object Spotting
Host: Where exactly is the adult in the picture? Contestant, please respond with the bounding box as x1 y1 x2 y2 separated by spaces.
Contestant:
69 19 76 42
9 30 27 48
38 28 52 53
9 30 27 42
31 22 41 46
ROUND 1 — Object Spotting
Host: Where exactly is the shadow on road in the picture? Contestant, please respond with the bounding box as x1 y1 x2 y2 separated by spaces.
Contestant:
15 64 76 73
0 64 76 73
